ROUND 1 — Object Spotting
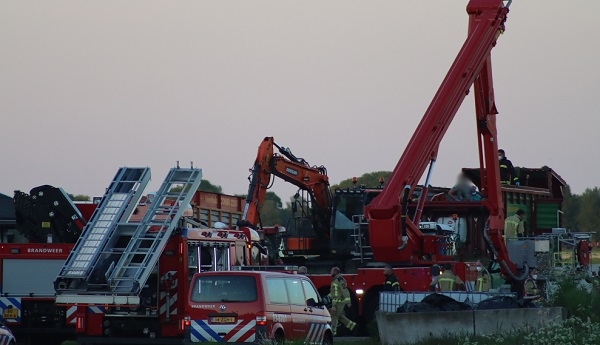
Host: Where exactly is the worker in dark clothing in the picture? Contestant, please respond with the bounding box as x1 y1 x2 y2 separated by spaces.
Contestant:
498 149 520 186
382 264 400 291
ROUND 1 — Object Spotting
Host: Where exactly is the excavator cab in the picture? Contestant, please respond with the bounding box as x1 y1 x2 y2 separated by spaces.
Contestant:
330 188 382 260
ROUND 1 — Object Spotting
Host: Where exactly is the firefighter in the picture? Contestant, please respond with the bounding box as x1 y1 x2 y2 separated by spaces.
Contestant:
430 263 465 292
474 260 491 292
498 149 520 186
298 266 308 275
430 264 441 291
382 264 400 291
504 209 525 240
327 267 356 336
523 269 540 299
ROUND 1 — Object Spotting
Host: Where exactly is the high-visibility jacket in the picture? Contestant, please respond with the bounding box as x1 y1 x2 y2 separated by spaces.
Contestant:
430 271 464 291
328 274 351 305
383 274 400 291
499 157 519 185
475 270 491 292
504 214 524 238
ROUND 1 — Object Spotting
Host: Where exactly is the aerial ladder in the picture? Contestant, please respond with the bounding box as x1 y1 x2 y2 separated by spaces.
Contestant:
55 166 202 305
366 0 527 282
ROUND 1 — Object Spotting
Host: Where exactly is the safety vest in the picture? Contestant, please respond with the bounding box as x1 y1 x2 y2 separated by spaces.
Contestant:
504 214 523 238
437 272 459 291
329 274 351 304
475 270 491 292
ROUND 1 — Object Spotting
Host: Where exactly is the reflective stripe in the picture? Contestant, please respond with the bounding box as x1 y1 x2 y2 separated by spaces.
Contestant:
438 278 455 291
476 278 483 292
500 164 508 169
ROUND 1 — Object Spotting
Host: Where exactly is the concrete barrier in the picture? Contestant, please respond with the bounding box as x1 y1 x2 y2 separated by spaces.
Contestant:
473 307 564 335
376 307 565 345
376 310 474 345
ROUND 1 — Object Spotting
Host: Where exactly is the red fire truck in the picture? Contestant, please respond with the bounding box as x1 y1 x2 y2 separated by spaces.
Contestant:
238 0 574 335
53 167 265 344
0 185 98 345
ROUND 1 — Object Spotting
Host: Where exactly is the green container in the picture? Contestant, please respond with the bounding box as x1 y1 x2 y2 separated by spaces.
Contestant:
536 202 560 229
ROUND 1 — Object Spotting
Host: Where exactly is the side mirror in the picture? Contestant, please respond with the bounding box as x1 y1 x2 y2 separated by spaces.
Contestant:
307 298 317 307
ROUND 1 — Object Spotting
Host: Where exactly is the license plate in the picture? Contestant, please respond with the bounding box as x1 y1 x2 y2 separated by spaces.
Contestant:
3 308 18 319
210 316 235 324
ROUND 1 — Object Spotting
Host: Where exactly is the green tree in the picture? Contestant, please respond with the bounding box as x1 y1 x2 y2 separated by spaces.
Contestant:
170 179 222 194
237 191 285 226
562 185 581 230
576 187 600 233
68 194 91 201
199 180 223 193
331 171 392 190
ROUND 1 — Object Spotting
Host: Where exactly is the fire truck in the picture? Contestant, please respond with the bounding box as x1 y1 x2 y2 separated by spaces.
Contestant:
0 185 95 345
53 166 263 344
238 0 579 334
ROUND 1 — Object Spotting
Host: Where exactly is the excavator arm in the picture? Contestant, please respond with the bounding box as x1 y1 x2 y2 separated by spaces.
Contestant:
241 137 331 234
367 0 523 280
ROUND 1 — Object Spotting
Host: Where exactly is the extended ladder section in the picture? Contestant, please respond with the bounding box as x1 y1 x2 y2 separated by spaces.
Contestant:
55 167 202 306
107 168 202 295
55 167 150 290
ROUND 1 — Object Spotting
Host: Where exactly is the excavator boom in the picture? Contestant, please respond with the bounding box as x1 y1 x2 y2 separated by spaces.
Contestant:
368 0 521 279
242 137 331 235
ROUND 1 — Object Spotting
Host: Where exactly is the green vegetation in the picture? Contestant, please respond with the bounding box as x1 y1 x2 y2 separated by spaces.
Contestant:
68 193 91 201
400 317 600 345
331 171 391 190
199 179 223 193
562 185 600 240
375 276 600 345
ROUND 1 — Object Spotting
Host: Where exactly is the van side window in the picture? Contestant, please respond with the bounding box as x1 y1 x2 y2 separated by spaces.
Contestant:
284 278 306 306
266 278 289 304
191 275 257 302
301 279 320 305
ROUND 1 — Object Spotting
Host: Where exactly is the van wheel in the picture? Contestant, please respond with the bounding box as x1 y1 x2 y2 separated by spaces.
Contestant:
322 331 333 345
274 330 285 345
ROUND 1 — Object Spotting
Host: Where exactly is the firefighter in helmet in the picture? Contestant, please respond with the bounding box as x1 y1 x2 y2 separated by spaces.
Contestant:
474 260 492 292
327 267 356 336
430 263 465 292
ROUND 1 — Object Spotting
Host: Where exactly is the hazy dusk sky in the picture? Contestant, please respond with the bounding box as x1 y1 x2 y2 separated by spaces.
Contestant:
1 1 599 202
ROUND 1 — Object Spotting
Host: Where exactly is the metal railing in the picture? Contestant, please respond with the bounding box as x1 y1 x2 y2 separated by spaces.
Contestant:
379 291 516 313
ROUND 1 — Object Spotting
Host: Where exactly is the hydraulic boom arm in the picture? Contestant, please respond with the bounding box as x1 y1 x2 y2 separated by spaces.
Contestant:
367 0 524 280
241 137 331 235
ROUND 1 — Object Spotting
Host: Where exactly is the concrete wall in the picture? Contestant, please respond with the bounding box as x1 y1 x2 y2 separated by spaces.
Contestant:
376 307 565 345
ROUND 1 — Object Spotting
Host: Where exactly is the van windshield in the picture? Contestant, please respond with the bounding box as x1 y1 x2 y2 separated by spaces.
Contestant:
191 275 258 303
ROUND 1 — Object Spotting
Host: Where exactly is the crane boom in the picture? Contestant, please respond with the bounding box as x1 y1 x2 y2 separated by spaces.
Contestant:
368 0 523 280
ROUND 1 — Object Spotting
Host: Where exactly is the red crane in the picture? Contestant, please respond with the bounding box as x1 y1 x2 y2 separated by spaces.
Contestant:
366 0 526 281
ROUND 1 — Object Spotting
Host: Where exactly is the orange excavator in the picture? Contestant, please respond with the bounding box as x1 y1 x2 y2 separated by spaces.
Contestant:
239 137 332 263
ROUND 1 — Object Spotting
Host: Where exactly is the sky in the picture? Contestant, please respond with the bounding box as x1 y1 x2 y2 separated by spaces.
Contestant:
1 1 599 202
